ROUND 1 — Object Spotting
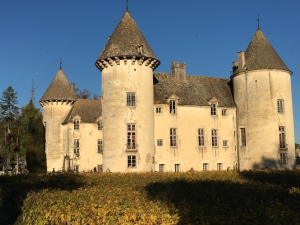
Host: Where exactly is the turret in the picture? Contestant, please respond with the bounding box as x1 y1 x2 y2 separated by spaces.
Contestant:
39 68 77 172
231 28 295 170
95 10 160 172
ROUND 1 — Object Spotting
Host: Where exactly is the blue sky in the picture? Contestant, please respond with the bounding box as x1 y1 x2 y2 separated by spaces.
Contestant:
0 0 299 143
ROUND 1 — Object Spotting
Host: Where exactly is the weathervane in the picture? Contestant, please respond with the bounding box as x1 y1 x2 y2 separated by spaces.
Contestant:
60 57 62 69
257 14 260 30
126 0 128 11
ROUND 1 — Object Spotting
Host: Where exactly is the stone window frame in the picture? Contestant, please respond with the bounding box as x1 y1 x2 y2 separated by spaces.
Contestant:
127 155 137 168
126 92 136 107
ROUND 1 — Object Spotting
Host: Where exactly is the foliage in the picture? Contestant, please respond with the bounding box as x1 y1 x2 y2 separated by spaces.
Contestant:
0 171 299 224
0 86 19 122
76 88 99 100
26 114 46 173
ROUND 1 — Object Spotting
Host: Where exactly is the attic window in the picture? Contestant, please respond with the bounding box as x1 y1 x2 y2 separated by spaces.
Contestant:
170 100 176 114
98 120 103 130
74 119 79 130
211 103 217 116
137 45 143 54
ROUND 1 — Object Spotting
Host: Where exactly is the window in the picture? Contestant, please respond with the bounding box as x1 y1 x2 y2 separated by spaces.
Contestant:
126 93 136 106
198 129 205 146
74 165 79 172
277 99 284 113
170 128 177 147
241 128 246 146
159 164 165 172
156 107 162 114
170 100 176 114
74 119 79 130
211 103 217 116
175 164 180 172
127 155 136 168
157 139 163 146
217 163 223 170
203 163 209 171
127 124 136 150
280 153 287 164
98 120 102 130
74 139 80 155
279 126 286 149
223 140 228 147
98 139 103 153
222 109 227 116
212 129 218 147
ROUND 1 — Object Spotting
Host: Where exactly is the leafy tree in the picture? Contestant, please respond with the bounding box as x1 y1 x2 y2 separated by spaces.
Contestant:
26 114 46 173
76 88 99 100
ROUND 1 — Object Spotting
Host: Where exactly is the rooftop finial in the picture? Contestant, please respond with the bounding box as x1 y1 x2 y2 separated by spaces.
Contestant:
60 57 62 69
126 0 128 11
257 14 260 30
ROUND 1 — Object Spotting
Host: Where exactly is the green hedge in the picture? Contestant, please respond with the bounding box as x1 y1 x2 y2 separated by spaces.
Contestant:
1 171 300 224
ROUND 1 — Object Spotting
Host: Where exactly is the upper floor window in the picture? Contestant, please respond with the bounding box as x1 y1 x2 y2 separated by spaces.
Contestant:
170 100 176 114
198 129 205 146
222 109 227 116
98 139 103 153
170 128 177 147
157 139 163 146
279 126 286 149
156 107 162 114
211 103 217 116
74 119 79 130
74 139 80 155
127 124 136 150
223 140 228 147
241 128 246 146
98 120 103 130
212 129 218 147
126 93 136 106
277 99 284 113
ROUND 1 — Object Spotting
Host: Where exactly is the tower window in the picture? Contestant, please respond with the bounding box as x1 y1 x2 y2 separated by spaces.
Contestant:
241 128 246 146
127 124 136 150
280 153 287 164
279 126 286 149
74 119 79 130
170 100 176 114
126 93 136 106
198 129 205 147
74 139 80 155
98 120 103 130
156 107 162 114
170 128 177 147
212 129 218 147
277 99 284 113
127 155 136 168
98 139 103 153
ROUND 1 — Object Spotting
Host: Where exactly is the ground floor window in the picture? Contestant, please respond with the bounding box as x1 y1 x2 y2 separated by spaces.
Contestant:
74 165 79 172
127 155 136 168
280 153 287 164
159 164 165 172
217 163 223 170
174 164 180 172
203 163 209 171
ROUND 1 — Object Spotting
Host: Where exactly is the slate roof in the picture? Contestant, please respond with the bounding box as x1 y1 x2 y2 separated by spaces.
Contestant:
154 73 235 107
97 11 158 61
234 29 290 74
63 98 102 124
40 69 77 102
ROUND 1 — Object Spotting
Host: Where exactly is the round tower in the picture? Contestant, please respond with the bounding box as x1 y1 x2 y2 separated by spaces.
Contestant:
39 68 77 172
231 28 295 170
95 10 160 172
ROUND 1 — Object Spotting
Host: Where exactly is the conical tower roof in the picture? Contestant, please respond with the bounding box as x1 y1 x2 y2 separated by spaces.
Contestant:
40 69 77 102
235 29 291 74
97 11 158 61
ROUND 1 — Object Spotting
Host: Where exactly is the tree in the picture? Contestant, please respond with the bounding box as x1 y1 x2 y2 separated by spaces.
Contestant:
0 86 19 122
76 88 99 100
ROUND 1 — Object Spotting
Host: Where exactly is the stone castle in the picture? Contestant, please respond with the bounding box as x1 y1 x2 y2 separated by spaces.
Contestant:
40 9 295 172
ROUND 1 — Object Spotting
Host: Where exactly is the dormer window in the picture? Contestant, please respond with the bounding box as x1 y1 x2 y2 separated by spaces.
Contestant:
211 103 217 116
170 100 176 114
74 119 79 130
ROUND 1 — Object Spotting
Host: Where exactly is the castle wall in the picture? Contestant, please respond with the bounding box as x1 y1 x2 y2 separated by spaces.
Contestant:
101 59 155 172
154 104 237 171
233 70 295 169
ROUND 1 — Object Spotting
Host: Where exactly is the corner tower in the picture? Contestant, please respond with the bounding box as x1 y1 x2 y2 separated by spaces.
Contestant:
95 10 160 172
39 68 77 172
231 28 295 170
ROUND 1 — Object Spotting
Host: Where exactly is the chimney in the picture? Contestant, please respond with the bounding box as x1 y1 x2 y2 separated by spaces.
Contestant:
171 62 186 82
237 51 245 70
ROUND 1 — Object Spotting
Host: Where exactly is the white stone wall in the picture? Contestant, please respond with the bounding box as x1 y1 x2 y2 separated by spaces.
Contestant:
233 70 295 169
101 59 155 172
154 104 237 172
43 102 73 172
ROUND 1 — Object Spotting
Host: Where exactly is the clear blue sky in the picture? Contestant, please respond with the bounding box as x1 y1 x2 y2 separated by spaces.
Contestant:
0 0 299 143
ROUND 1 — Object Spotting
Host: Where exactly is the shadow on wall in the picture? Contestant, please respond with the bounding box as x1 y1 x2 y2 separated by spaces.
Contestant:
145 172 300 224
251 156 293 170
